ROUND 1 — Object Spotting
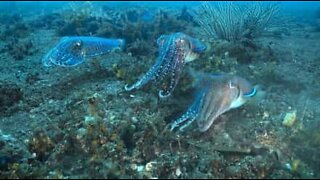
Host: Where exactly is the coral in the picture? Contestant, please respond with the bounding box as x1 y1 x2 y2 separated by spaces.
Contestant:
193 2 280 41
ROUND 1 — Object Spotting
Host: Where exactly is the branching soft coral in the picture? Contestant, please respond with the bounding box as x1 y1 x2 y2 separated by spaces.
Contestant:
193 2 280 41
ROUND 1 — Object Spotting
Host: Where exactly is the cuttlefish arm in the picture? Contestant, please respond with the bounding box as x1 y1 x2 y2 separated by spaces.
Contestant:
124 56 162 91
170 88 207 131
158 44 186 97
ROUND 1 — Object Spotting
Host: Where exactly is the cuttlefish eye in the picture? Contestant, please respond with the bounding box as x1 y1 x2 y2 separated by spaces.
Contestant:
176 38 192 50
176 38 184 44
73 40 82 48
71 40 83 53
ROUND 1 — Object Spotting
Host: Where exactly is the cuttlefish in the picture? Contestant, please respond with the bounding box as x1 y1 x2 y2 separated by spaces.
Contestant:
170 73 259 132
42 36 125 67
125 32 207 98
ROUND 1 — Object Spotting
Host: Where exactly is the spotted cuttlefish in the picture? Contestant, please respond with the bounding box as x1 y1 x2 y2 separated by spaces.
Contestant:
169 73 259 132
42 36 125 67
125 32 207 98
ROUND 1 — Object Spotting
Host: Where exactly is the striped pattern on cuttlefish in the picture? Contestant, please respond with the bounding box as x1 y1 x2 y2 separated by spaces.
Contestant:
125 32 207 98
170 73 258 132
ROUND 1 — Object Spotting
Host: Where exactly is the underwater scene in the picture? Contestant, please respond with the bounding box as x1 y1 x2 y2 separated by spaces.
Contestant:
0 1 320 179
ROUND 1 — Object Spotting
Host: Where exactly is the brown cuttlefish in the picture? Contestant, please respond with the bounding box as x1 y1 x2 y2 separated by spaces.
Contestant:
170 72 262 132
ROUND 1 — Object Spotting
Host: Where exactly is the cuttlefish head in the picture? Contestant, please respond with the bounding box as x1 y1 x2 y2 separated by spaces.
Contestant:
185 36 207 63
156 32 207 63
196 74 258 132
42 37 87 67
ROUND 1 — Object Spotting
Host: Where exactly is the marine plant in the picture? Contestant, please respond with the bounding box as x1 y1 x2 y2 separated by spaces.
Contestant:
190 2 281 64
193 1 280 41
